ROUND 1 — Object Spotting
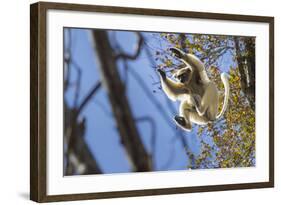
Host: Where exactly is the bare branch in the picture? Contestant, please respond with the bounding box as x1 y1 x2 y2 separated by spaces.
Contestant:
115 33 144 60
91 30 152 172
234 37 255 110
64 106 102 175
76 81 102 118
71 59 82 108
63 29 103 176
135 116 157 158
64 29 72 91
64 82 102 175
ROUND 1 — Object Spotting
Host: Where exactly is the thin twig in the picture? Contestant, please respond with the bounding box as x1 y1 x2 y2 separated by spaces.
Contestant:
71 59 82 108
115 32 144 60
135 116 157 158
76 81 102 118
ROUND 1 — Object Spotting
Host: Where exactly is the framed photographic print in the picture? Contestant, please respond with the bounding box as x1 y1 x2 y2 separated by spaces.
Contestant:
30 1 274 202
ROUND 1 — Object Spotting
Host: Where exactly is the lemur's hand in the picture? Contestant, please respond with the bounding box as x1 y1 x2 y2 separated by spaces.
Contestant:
157 69 166 80
169 47 184 59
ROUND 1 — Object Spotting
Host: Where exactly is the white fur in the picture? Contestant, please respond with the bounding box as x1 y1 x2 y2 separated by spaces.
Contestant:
158 48 230 131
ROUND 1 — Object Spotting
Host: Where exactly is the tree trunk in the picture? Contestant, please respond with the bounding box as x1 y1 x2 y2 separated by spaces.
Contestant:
234 37 255 110
91 30 152 172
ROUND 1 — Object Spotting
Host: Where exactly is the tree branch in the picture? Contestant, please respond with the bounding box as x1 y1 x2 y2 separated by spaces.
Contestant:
63 29 103 176
234 37 255 110
135 116 157 160
71 59 82 108
64 105 102 175
115 33 144 60
91 30 152 172
64 29 72 90
76 81 102 117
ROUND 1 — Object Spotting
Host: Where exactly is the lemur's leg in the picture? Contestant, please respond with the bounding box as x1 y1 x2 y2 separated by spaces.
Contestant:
193 84 218 121
190 94 201 108
204 85 219 121
173 101 192 131
194 99 208 117
193 88 209 117
177 93 201 112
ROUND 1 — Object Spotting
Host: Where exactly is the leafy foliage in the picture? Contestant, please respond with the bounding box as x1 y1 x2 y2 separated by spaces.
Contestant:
153 33 256 169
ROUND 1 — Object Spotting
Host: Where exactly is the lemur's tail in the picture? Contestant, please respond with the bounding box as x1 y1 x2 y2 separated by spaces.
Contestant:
216 73 230 119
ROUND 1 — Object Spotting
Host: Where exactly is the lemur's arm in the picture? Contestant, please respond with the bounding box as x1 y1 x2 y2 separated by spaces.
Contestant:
157 69 189 101
170 48 210 84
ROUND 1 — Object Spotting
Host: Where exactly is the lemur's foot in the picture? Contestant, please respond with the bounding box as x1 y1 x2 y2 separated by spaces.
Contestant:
157 68 166 79
169 47 184 59
174 115 186 126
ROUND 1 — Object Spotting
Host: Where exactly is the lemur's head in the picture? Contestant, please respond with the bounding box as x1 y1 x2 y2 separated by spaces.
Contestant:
173 66 192 84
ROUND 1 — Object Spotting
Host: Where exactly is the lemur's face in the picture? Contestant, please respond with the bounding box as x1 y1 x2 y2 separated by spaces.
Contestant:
174 67 192 84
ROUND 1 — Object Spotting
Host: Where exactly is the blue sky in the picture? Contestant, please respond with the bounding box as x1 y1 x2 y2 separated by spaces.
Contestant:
64 28 232 174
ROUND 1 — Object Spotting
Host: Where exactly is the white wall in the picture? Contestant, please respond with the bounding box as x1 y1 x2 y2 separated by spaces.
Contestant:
0 0 279 204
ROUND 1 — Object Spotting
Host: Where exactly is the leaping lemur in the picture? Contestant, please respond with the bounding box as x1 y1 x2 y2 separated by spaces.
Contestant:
157 48 230 131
